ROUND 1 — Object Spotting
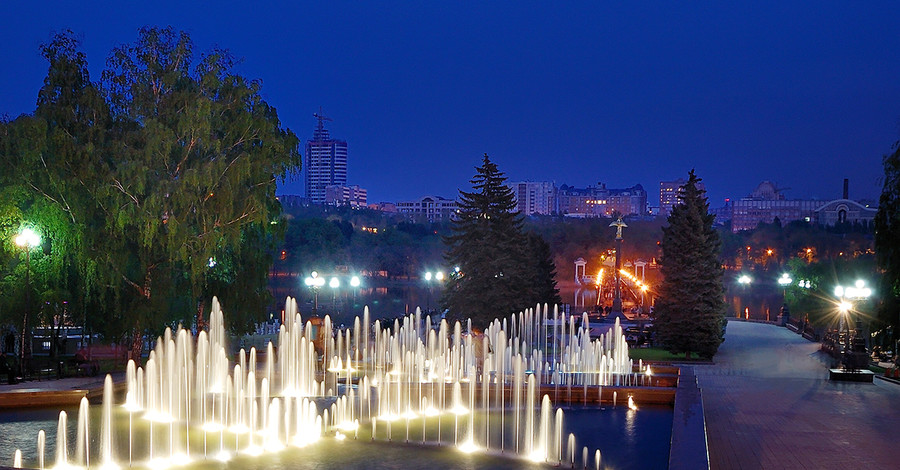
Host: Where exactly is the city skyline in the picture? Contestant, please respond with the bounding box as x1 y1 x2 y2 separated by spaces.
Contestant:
1 1 898 206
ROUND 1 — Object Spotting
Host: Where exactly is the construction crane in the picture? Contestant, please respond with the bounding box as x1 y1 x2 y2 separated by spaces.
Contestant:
313 107 332 127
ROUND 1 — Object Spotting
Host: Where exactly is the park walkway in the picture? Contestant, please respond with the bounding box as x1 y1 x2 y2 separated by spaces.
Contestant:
694 320 900 470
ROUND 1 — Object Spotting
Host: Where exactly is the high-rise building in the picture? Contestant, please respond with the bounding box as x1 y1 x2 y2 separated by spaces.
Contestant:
510 181 558 215
305 112 347 204
660 178 706 217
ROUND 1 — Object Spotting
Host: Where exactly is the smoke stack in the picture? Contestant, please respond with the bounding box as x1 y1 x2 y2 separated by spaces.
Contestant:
843 178 849 199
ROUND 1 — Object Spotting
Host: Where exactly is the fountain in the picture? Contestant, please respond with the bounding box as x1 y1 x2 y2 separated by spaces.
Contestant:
8 296 658 469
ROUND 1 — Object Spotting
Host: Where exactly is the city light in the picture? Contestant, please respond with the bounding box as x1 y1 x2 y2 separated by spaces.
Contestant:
738 274 752 285
329 277 340 289
435 271 444 281
350 276 361 287
425 272 433 281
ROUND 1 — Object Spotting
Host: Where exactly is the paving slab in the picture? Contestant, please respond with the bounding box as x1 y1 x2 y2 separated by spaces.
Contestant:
695 320 900 470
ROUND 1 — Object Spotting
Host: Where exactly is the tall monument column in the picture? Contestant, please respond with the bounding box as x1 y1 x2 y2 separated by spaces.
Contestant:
610 217 627 315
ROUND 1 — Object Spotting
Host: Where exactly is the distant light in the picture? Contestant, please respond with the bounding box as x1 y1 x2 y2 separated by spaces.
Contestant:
778 273 792 286
435 272 444 281
329 277 340 289
350 276 360 287
208 257 217 268
834 286 844 297
738 275 752 285
425 272 433 281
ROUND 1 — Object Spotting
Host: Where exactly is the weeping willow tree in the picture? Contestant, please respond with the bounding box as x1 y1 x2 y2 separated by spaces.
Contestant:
2 28 300 359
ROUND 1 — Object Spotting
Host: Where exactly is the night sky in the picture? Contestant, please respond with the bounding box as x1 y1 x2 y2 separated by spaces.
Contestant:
2 1 899 207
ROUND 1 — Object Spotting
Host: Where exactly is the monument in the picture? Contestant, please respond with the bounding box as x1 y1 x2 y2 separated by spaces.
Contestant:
608 217 627 320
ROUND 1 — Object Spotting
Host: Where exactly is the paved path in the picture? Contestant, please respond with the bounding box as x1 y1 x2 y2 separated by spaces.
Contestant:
695 320 900 470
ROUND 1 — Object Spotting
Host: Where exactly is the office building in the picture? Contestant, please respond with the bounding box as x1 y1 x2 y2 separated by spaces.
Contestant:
305 113 348 204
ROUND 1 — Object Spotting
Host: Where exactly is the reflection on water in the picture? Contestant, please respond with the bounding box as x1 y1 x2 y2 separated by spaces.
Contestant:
0 405 672 470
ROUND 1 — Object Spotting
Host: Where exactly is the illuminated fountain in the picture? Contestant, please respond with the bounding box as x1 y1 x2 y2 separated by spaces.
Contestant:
10 296 651 469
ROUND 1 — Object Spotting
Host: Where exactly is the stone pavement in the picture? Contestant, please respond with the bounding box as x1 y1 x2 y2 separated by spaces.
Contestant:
694 320 900 470
0 373 124 408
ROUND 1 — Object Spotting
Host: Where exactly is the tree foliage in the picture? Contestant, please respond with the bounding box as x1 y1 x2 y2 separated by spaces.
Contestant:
874 142 900 340
1 28 300 343
653 170 726 359
441 154 559 328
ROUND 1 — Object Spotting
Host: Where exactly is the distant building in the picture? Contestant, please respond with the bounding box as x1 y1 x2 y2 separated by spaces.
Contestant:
277 195 308 209
730 179 876 232
607 184 648 217
325 184 367 207
368 202 398 213
557 183 647 217
659 178 706 217
731 181 818 231
305 113 348 204
814 199 877 226
510 181 557 215
396 196 459 223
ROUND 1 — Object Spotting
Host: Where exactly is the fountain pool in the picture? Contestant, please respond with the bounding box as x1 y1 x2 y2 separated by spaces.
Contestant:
3 297 669 469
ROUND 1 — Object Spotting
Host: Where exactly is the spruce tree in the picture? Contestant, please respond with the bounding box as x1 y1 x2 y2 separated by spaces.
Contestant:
525 232 562 307
653 170 726 359
442 154 531 328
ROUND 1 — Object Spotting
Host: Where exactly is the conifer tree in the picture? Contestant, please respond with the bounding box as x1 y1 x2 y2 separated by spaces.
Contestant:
653 170 726 358
442 154 540 327
525 232 562 307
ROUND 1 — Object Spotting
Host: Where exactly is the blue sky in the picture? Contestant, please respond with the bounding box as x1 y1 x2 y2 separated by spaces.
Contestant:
2 1 898 206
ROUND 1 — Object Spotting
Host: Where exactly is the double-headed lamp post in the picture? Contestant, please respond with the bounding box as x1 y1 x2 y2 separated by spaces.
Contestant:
778 273 792 296
834 280 872 365
15 228 41 377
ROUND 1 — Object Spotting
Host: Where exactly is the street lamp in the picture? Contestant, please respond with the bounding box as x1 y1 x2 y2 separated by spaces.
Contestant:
738 274 752 286
834 280 872 370
15 227 41 377
778 273 792 296
329 277 340 314
304 271 326 313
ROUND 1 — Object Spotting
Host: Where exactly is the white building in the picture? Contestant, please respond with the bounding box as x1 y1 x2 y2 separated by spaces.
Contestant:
510 181 558 215
396 196 459 223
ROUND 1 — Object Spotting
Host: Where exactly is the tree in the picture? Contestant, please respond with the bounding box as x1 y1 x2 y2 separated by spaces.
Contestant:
874 142 900 348
653 170 726 359
524 232 562 307
442 154 558 328
3 28 301 353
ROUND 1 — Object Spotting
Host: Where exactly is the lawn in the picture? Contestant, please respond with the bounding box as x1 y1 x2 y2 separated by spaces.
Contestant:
628 347 711 362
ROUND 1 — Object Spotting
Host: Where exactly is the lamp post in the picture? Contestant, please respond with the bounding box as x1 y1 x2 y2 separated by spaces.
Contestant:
778 273 792 297
329 277 340 314
15 228 41 377
834 280 872 370
304 271 326 314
